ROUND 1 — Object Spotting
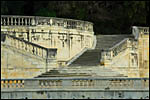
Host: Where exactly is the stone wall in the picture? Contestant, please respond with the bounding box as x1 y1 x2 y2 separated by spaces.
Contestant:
1 34 57 79
138 31 149 77
1 78 149 99
1 15 95 62
100 27 149 78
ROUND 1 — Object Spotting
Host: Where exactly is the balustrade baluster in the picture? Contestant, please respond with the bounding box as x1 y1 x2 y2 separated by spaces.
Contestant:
25 18 27 26
36 47 37 55
37 48 39 56
14 18 17 25
42 49 43 57
21 41 23 50
29 18 31 26
3 18 6 25
31 18 35 25
28 18 30 25
31 45 33 54
6 18 8 25
22 18 24 26
7 17 9 25
18 18 20 25
11 18 13 25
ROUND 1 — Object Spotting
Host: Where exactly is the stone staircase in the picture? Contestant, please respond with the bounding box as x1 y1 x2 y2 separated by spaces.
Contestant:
69 50 100 66
69 35 133 66
95 35 133 50
35 35 133 78
35 66 126 78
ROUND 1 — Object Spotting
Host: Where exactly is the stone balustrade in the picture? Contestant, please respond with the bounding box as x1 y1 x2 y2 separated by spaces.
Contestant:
137 27 149 34
1 15 35 26
1 34 57 59
1 15 93 32
1 78 149 90
1 79 24 88
101 38 130 61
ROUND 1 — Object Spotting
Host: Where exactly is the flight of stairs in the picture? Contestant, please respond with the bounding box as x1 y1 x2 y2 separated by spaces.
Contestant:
69 35 133 66
69 50 100 66
35 66 126 78
35 35 133 78
95 35 133 50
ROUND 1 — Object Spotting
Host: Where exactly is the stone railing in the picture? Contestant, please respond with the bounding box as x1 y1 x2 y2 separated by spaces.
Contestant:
66 47 88 66
137 27 149 34
1 15 35 26
1 15 93 32
1 34 57 59
1 78 149 90
132 26 149 39
101 38 130 63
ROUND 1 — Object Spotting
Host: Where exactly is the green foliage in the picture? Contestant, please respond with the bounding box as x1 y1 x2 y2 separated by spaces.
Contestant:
35 8 56 17
75 8 86 20
1 1 148 34
1 1 8 14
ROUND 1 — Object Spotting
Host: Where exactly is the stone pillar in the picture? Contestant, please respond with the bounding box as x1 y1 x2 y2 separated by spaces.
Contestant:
14 18 17 25
31 18 35 25
138 32 149 78
18 18 20 26
25 18 27 26
3 18 6 25
28 29 32 42
22 18 24 26
11 17 13 25
7 17 9 25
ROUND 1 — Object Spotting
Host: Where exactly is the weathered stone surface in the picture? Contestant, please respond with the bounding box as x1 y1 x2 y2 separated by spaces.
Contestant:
1 15 149 99
1 78 149 99
1 34 57 79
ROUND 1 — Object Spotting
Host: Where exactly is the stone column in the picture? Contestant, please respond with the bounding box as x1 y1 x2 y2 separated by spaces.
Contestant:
28 29 32 42
7 17 9 25
11 17 13 25
31 18 35 25
18 18 20 26
22 18 24 26
3 18 6 25
25 18 27 26
14 18 17 25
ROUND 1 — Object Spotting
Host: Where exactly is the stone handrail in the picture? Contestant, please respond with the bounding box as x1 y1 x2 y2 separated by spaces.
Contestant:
1 15 93 32
1 15 35 26
1 78 149 90
66 47 88 66
101 38 130 61
91 35 97 49
133 26 149 34
1 34 57 59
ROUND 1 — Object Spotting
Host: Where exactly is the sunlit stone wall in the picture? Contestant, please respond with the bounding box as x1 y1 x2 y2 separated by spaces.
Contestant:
1 15 95 61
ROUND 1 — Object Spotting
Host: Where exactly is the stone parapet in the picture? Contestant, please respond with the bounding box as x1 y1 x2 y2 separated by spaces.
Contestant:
1 77 149 90
1 15 94 32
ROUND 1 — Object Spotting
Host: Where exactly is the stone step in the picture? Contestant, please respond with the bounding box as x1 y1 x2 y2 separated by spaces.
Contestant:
35 66 126 78
95 35 133 50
